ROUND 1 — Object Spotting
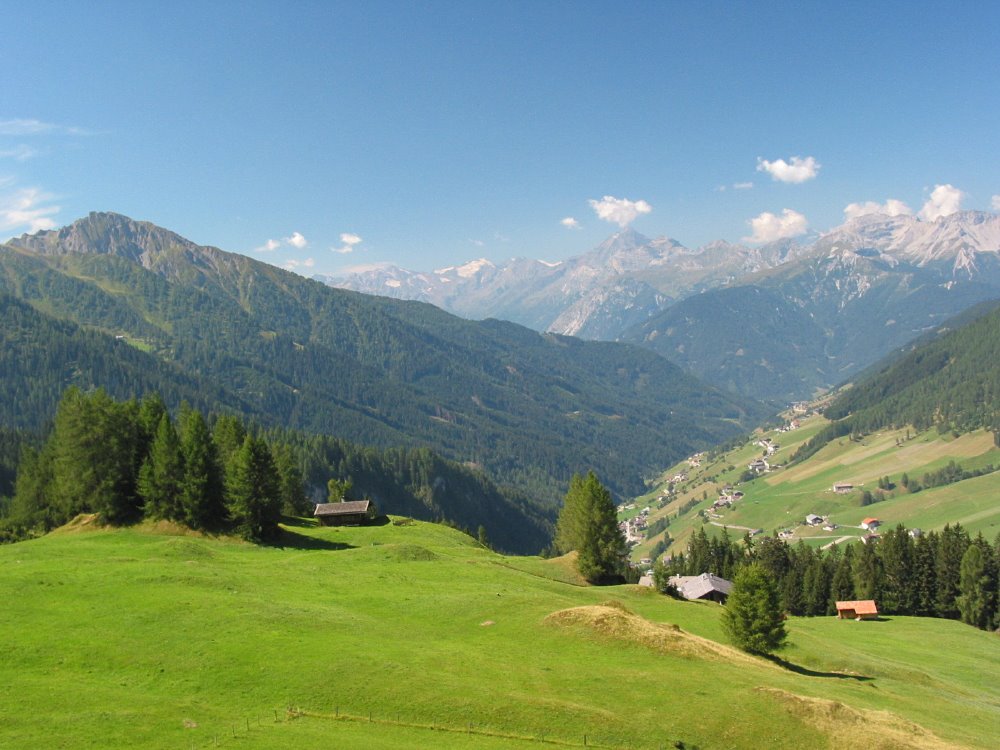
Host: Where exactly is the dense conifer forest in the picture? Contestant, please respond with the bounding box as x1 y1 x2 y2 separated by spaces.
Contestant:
0 388 550 552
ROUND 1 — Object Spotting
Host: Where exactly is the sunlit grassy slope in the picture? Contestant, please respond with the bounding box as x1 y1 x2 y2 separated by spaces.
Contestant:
2 517 998 749
633 416 1000 560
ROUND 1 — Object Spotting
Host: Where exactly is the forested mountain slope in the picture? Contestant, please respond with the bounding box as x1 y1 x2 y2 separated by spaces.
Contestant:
822 302 1000 435
0 213 763 509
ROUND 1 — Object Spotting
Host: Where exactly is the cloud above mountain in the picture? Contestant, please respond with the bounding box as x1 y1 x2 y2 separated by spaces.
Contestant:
333 232 363 254
0 184 60 234
744 208 808 243
588 196 652 227
561 217 581 229
919 184 964 221
844 199 913 221
756 156 820 184
255 231 307 253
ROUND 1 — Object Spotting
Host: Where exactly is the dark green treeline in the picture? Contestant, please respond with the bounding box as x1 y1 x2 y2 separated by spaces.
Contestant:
656 524 1000 632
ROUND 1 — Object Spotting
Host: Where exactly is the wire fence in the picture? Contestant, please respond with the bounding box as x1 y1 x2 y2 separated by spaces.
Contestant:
182 704 694 750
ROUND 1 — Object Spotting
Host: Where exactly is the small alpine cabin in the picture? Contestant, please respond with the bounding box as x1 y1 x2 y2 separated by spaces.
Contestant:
314 500 377 526
835 600 879 620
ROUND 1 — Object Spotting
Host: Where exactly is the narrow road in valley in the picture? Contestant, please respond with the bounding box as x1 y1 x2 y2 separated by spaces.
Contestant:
821 535 857 549
709 521 759 532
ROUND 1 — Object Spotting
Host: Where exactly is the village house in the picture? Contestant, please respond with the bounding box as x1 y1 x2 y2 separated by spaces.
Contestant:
805 514 823 526
832 482 854 494
861 517 881 531
747 458 769 474
668 573 733 604
835 600 879 620
313 499 378 526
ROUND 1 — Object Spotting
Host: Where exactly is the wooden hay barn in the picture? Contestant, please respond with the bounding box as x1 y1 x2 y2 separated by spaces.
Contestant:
836 600 879 620
314 500 377 526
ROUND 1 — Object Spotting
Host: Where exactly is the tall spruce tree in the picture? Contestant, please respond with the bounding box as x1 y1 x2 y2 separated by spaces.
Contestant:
178 408 226 530
956 544 991 629
722 563 787 655
936 524 970 618
555 471 625 584
50 388 141 524
137 413 185 521
226 435 282 542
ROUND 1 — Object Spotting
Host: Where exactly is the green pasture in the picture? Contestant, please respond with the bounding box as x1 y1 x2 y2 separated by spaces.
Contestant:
640 423 999 557
2 517 998 749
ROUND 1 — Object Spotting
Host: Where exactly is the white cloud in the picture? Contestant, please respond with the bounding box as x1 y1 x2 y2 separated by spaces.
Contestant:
468 238 485 247
0 185 60 234
282 257 315 272
587 195 652 227
843 199 913 221
284 231 307 249
743 208 809 243
733 181 754 190
756 155 820 184
992 195 1000 211
0 144 40 161
560 216 581 229
332 232 363 254
0 118 90 136
919 184 965 221
255 238 281 253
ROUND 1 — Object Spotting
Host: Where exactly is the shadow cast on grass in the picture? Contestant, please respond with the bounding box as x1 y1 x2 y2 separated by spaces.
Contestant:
269 528 356 552
765 654 873 681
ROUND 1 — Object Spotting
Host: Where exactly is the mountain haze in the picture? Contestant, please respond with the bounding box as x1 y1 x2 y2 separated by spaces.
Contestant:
0 213 761 518
335 212 1000 404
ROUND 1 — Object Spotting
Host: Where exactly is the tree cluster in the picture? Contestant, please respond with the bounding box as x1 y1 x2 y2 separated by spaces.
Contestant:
656 523 1000 631
4 388 306 542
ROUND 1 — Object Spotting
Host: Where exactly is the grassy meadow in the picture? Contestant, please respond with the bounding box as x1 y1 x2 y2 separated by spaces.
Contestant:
2 516 999 749
632 417 1000 560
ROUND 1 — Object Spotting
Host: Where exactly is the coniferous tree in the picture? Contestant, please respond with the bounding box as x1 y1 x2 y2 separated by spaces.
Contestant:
226 435 282 542
178 408 226 530
50 388 140 524
8 445 56 531
956 544 991 629
936 524 970 618
555 471 626 584
137 413 185 521
829 544 856 610
854 541 883 603
272 443 309 516
213 414 247 482
879 525 916 614
722 563 787 655
913 532 940 617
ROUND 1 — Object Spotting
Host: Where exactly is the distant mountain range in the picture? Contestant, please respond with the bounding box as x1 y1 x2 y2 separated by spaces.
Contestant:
0 213 762 531
329 212 1000 404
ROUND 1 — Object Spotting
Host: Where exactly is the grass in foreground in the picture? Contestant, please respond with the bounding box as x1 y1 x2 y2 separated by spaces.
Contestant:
1 517 998 749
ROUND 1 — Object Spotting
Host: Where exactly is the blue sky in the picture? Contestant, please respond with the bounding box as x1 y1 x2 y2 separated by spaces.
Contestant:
3 1 999 276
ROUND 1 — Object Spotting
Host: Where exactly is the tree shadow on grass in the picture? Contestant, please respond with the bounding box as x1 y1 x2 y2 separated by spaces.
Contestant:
268 528 356 552
765 654 873 681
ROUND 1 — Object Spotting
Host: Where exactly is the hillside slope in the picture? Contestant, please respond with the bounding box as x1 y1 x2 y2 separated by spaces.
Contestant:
1 520 997 749
0 213 764 507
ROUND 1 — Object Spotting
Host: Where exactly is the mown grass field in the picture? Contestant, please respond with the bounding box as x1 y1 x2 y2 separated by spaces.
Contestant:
632 418 1000 560
2 517 999 749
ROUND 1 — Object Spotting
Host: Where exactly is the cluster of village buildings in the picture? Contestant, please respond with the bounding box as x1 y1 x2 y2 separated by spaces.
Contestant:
619 504 651 547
